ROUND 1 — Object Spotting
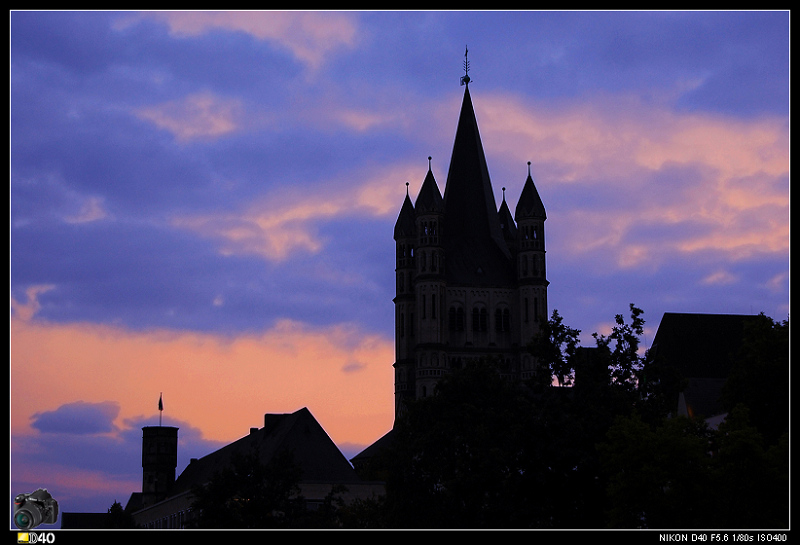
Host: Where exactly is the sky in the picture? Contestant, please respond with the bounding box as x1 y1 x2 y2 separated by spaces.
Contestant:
10 10 790 520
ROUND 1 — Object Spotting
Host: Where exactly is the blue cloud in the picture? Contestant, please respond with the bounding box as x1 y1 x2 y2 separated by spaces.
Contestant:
31 401 120 435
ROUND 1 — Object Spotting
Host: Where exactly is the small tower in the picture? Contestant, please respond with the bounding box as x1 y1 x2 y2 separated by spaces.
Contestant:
413 157 445 400
515 162 548 350
393 181 416 416
141 425 178 507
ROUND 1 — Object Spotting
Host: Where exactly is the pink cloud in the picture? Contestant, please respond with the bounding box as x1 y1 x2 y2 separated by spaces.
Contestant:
470 92 788 267
117 11 358 70
135 92 245 142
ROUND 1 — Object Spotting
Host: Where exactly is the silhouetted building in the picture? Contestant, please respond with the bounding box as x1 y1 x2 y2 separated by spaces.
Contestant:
122 408 382 529
392 82 548 419
648 312 760 427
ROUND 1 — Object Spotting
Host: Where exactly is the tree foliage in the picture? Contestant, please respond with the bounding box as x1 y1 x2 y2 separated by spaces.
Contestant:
529 309 581 386
721 313 789 445
189 448 328 529
371 306 788 529
104 500 136 529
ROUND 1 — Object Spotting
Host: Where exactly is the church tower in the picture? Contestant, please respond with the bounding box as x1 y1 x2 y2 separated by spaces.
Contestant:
392 62 548 418
141 425 178 507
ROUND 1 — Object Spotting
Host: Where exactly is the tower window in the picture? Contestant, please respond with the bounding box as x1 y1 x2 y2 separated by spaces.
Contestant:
449 306 465 331
473 307 488 332
496 307 511 332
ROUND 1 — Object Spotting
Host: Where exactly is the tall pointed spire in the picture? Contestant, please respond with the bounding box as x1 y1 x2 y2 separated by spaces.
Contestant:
443 80 514 286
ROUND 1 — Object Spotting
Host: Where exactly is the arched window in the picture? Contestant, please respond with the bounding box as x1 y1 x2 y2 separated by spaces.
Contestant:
496 307 511 332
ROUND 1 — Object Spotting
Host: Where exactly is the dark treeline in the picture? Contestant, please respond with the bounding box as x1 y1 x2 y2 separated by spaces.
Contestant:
146 306 788 530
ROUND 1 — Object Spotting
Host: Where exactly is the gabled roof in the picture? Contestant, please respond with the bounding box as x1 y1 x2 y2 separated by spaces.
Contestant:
171 408 361 495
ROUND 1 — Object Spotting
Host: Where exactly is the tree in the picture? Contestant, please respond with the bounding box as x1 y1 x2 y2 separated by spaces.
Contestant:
104 500 135 529
593 303 645 389
707 405 789 528
721 313 789 445
529 309 581 387
382 359 540 528
189 448 306 529
598 413 714 528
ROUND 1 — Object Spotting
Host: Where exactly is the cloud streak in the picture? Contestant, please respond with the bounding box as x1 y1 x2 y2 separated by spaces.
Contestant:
171 162 420 261
135 91 246 142
117 11 358 70
471 93 788 268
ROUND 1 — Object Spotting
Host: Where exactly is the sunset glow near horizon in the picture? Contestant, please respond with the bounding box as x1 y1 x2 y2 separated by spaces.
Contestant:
10 11 788 517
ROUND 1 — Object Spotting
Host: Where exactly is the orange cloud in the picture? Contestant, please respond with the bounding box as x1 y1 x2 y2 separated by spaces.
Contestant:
172 161 426 261
10 311 395 449
471 92 788 267
475 93 788 182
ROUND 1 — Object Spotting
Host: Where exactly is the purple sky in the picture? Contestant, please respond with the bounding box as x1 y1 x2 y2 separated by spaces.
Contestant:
10 10 789 521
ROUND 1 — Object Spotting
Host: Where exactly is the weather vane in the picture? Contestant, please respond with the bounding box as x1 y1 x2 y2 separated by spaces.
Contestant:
460 46 471 86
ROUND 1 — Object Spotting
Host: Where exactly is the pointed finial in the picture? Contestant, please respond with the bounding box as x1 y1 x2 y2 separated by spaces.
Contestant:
428 156 432 170
502 187 506 202
527 161 532 177
406 181 410 196
460 46 471 86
